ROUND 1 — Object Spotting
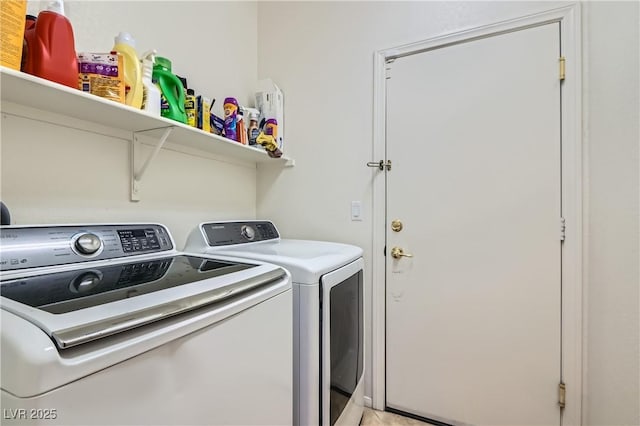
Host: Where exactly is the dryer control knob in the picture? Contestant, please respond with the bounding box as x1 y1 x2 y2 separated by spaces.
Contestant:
75 233 102 255
241 225 255 241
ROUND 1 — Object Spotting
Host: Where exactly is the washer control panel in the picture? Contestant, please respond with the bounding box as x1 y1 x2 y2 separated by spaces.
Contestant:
202 221 279 247
0 224 173 271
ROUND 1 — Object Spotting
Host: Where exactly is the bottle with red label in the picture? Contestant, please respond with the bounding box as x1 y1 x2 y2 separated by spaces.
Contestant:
22 0 78 89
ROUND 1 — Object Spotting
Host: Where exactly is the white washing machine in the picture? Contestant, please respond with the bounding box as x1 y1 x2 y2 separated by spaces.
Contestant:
0 223 292 425
185 220 365 426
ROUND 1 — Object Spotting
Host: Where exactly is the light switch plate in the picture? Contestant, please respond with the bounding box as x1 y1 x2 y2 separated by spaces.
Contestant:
351 201 362 221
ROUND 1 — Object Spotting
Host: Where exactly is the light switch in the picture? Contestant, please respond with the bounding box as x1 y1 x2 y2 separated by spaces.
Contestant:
351 201 362 221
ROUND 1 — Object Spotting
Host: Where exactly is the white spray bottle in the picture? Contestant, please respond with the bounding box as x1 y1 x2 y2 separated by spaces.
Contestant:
141 50 161 116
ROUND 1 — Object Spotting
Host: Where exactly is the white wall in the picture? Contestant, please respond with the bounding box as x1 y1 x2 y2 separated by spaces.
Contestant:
4 1 260 248
584 2 640 424
256 1 639 424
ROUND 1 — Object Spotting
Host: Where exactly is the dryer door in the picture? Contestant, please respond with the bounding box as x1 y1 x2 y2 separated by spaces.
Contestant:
321 258 365 426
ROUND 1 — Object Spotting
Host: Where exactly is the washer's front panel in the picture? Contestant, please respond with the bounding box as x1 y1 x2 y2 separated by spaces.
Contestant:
0 225 173 271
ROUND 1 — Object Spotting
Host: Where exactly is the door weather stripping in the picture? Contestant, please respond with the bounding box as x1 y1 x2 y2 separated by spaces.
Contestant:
558 382 566 409
560 217 566 241
366 160 392 171
559 56 566 81
130 126 174 201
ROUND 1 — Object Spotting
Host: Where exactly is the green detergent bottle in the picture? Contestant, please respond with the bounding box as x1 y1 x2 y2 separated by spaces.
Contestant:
152 56 187 124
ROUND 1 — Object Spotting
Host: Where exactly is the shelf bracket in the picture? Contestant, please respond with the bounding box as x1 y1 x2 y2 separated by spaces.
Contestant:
130 126 174 201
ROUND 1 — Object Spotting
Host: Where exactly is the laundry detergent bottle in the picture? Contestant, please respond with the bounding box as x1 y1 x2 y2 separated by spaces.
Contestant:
112 32 143 109
152 56 187 124
22 0 78 88
140 50 161 116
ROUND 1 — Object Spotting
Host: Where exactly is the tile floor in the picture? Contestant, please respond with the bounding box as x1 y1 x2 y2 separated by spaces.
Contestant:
361 408 430 425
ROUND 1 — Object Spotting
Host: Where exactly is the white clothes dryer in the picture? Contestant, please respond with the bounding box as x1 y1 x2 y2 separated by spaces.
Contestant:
185 220 365 426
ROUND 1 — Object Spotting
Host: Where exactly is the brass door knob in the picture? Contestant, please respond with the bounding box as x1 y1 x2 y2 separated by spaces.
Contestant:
391 247 413 259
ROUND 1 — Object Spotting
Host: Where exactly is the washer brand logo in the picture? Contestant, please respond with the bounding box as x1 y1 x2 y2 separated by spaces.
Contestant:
0 233 18 239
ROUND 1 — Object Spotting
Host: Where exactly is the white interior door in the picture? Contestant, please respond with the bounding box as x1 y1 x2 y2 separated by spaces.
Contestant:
385 23 562 426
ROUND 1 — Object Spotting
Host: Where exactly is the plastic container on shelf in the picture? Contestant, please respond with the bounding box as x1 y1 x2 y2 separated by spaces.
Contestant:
223 97 239 141
152 56 187 124
140 50 161 116
237 110 247 144
112 32 143 109
247 110 260 146
185 89 197 127
22 0 78 88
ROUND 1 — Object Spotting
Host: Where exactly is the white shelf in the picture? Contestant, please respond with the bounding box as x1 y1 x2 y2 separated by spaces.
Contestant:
0 66 293 166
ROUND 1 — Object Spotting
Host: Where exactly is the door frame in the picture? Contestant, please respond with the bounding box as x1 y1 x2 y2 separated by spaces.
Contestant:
370 4 583 425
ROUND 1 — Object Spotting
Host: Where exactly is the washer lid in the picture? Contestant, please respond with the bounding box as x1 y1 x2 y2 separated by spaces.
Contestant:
197 239 363 284
1 254 287 349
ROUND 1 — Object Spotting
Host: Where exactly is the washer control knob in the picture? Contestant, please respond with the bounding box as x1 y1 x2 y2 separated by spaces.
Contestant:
241 225 255 241
75 233 102 255
70 271 103 293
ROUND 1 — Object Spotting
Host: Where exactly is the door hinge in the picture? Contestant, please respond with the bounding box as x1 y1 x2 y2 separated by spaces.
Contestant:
559 56 566 81
385 59 395 80
558 382 566 409
560 217 566 241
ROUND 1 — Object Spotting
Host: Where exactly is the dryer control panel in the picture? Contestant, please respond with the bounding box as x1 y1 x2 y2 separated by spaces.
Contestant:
0 224 174 271
202 221 279 247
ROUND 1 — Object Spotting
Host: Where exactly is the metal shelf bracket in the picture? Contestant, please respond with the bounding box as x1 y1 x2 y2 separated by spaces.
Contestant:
130 126 174 201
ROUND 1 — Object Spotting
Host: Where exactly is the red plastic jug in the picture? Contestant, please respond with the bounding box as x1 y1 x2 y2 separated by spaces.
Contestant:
22 2 78 88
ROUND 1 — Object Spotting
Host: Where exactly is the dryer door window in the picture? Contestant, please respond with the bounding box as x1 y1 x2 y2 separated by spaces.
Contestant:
328 270 363 425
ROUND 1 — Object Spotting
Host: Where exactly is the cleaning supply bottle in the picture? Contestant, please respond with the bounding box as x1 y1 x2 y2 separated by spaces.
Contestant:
185 89 197 127
223 97 239 141
112 32 143 109
237 109 247 145
247 110 260 146
140 50 161 116
22 0 78 88
152 56 187 124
